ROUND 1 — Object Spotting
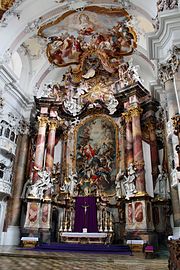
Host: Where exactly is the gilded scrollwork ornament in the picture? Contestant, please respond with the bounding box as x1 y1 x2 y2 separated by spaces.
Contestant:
0 0 15 11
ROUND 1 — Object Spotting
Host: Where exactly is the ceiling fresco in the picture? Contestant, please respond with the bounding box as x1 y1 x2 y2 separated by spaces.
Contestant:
39 6 136 72
35 6 142 117
0 0 157 101
38 7 137 81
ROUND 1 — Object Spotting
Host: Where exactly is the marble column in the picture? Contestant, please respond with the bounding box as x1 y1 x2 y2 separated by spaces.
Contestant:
175 64 180 103
129 106 146 194
5 133 29 245
123 112 133 168
159 50 179 119
146 117 159 189
61 131 68 185
45 119 57 172
172 115 180 227
119 116 126 173
159 48 180 231
166 80 179 119
10 134 30 226
33 116 48 182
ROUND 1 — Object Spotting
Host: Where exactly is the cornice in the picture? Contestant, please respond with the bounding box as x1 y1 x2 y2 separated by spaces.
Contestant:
0 64 33 111
148 8 180 61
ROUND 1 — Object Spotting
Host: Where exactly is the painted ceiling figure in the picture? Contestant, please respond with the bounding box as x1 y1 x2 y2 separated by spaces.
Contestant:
78 13 95 35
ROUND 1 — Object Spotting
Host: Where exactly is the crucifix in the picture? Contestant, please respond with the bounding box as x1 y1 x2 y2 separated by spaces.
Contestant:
82 201 89 229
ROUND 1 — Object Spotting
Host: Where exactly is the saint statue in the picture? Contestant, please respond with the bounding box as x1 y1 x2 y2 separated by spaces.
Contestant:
115 169 126 198
154 165 170 199
123 163 137 200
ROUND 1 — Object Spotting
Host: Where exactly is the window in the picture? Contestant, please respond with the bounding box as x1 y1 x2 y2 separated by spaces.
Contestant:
0 126 2 136
4 128 10 138
0 163 5 179
10 131 15 141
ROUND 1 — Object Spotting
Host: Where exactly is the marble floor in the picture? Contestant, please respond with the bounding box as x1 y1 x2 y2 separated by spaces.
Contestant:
0 247 168 270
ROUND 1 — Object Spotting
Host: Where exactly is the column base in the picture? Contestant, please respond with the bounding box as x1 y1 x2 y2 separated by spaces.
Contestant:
4 226 20 246
125 195 154 232
126 230 158 248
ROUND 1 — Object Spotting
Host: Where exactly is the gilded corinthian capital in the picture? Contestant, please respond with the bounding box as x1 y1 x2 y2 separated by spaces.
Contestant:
38 116 48 127
145 117 156 132
48 119 58 130
122 112 131 122
129 106 143 117
172 114 180 135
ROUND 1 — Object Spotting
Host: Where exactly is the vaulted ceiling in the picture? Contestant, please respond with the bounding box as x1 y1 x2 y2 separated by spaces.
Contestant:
0 0 157 101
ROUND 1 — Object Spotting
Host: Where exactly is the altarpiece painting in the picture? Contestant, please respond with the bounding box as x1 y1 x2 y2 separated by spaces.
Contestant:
75 116 117 196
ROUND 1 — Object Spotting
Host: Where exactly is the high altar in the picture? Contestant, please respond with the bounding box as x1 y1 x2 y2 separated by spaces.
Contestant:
22 6 171 245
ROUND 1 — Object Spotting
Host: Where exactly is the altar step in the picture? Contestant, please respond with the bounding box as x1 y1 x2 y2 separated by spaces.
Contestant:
35 243 132 255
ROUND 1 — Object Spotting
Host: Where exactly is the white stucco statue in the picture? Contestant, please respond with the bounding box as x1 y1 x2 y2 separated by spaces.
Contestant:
123 163 137 200
26 170 54 199
154 165 170 199
115 169 126 198
60 173 78 196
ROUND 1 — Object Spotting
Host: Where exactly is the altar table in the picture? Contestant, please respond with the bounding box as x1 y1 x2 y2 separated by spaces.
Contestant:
59 232 109 244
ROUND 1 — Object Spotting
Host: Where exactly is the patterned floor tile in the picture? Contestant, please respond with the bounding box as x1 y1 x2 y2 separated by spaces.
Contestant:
0 247 168 270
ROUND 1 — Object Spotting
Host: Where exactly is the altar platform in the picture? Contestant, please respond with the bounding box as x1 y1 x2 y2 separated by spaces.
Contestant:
32 242 133 255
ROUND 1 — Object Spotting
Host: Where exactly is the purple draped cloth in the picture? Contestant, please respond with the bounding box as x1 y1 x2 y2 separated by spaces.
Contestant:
73 196 98 232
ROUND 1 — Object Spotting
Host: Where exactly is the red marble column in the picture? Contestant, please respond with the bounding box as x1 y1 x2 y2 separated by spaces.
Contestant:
61 131 68 186
146 118 159 189
45 120 57 172
10 134 30 226
119 117 126 173
130 106 146 194
33 116 48 182
123 112 133 168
